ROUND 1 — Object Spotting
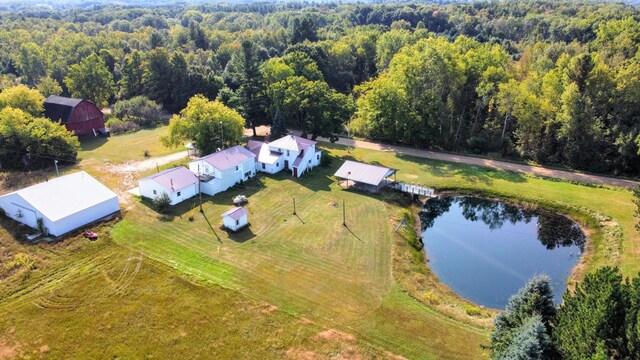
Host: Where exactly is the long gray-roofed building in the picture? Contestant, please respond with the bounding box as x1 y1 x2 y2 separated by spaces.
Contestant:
333 160 397 193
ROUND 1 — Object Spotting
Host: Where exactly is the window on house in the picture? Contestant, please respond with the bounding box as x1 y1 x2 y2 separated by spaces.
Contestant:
317 154 320 160
308 159 311 164
287 150 289 156
262 163 265 169
277 162 279 166
153 190 157 195
236 219 239 225
244 171 251 177
177 191 181 197
235 165 239 171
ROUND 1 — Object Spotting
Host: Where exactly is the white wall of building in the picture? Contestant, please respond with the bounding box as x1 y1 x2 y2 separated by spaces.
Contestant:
138 180 198 206
0 192 119 236
256 158 285 174
223 214 248 231
197 158 256 196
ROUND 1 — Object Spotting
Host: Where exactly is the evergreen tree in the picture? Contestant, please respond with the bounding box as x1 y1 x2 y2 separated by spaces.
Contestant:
498 316 551 360
553 267 626 359
119 51 144 99
271 107 287 139
490 275 556 359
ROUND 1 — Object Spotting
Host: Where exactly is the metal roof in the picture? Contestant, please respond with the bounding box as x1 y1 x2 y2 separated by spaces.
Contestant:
333 160 397 186
141 167 198 192
44 95 86 124
268 135 316 152
221 206 248 220
0 171 118 222
193 145 256 171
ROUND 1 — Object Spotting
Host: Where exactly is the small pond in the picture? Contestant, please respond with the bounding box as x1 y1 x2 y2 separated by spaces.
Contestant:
420 196 585 309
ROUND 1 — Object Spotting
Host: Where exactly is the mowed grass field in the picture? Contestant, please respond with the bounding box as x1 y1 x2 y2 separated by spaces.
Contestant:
1 129 637 359
112 165 490 359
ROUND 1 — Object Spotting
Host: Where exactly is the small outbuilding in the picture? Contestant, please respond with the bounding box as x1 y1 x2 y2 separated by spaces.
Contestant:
221 206 248 232
44 95 107 137
138 167 199 206
334 160 397 193
0 171 120 237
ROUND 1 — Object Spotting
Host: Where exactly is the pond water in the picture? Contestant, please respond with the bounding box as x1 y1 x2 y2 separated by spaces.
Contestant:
420 196 585 309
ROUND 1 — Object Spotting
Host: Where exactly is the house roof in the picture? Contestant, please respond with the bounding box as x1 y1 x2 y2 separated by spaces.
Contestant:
193 145 256 171
0 171 118 222
246 141 282 165
333 160 397 186
141 167 198 192
268 135 316 152
221 206 248 220
43 95 86 124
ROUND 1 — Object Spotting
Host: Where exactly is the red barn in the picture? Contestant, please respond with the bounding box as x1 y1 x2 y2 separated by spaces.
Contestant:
44 95 107 137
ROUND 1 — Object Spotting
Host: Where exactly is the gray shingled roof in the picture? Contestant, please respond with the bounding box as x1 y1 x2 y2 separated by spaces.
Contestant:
333 160 397 186
141 166 198 191
221 206 248 220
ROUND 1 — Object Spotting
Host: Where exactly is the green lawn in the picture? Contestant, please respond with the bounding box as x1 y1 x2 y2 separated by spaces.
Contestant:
1 132 636 359
112 166 489 359
78 125 177 164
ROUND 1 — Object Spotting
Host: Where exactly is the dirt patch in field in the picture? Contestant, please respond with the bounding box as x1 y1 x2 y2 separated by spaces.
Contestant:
0 339 22 359
259 304 278 314
404 174 418 179
285 348 317 360
299 317 314 325
384 351 408 360
314 329 356 343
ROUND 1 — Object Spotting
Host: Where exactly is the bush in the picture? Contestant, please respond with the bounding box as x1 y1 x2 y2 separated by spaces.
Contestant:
153 192 172 213
106 117 140 135
320 153 333 167
0 108 79 170
112 96 163 128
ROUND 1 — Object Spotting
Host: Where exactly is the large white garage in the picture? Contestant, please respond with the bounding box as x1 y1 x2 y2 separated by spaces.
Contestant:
0 171 120 237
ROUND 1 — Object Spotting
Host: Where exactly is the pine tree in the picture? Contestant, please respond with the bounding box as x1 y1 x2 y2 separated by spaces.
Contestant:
490 275 556 359
498 316 551 360
271 107 287 139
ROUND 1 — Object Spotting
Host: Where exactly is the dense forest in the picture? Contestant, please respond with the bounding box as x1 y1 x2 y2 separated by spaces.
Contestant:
1 0 640 174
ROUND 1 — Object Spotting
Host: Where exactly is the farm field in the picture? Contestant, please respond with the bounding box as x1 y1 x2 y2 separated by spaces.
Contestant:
1 132 636 359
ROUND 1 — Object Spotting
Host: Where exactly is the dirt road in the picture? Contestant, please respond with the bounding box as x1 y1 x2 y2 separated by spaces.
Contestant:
295 132 639 188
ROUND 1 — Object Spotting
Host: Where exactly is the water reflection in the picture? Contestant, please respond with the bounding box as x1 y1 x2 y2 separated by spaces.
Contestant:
419 196 585 308
420 196 585 251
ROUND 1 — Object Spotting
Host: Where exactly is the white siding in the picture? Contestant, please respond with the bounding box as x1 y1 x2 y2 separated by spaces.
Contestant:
223 214 248 231
0 192 119 237
138 180 198 206
199 158 256 196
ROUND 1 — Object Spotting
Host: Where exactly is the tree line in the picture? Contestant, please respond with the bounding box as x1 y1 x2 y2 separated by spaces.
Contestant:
490 268 640 359
1 1 640 174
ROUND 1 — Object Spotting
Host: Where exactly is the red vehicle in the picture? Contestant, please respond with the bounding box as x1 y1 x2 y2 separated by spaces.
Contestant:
83 231 98 240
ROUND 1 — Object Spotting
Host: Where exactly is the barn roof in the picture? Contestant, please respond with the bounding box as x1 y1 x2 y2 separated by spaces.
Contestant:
221 206 248 220
193 145 256 171
43 95 86 123
333 160 397 186
141 167 198 192
0 171 118 222
268 135 316 152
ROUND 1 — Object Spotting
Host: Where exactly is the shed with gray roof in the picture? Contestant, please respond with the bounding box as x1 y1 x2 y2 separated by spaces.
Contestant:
333 160 397 193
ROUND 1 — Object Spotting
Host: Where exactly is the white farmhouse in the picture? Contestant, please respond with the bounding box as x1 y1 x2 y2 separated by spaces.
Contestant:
221 206 248 232
246 140 285 174
188 145 256 196
138 166 199 206
249 135 321 177
0 171 120 237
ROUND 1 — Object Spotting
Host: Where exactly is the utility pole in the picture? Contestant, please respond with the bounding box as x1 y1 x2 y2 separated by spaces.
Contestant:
156 163 160 173
220 120 224 150
198 165 203 212
54 160 59 177
342 199 346 226
292 197 296 215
